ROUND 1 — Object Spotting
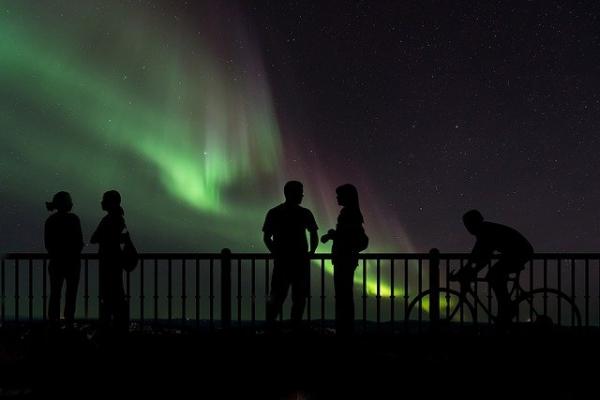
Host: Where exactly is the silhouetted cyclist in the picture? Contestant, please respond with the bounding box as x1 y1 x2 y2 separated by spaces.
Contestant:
454 209 534 325
263 181 318 331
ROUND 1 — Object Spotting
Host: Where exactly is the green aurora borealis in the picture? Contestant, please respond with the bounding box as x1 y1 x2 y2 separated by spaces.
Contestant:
1 2 284 245
0 1 416 302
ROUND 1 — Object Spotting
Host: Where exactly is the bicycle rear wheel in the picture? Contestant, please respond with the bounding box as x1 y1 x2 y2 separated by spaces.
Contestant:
405 288 476 325
514 288 582 328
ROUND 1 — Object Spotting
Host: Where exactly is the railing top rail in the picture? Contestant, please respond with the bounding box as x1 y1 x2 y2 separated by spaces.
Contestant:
4 252 600 260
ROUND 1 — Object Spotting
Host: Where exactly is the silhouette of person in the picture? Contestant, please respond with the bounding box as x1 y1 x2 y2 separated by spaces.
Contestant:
456 209 534 324
321 184 366 336
263 181 318 330
44 191 84 324
90 190 130 333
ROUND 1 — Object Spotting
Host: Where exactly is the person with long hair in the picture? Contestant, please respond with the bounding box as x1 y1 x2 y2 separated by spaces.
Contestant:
321 184 367 335
90 190 129 333
44 191 84 324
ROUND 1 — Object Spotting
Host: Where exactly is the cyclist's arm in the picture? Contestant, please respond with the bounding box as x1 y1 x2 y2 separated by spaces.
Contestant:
467 240 492 273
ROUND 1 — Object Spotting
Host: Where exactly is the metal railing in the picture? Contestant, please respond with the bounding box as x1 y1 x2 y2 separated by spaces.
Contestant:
2 250 599 332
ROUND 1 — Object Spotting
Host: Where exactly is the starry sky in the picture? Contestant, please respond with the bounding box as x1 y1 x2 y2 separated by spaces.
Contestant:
249 0 600 252
1 0 600 255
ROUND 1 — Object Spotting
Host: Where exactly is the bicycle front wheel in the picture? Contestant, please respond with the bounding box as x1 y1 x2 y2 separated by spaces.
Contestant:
405 288 476 324
514 288 582 328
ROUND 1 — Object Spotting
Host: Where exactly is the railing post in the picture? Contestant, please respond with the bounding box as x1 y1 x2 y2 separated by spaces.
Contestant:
221 248 232 330
429 248 440 327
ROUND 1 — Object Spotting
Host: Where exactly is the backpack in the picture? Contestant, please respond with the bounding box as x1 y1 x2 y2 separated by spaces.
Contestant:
121 229 139 273
355 227 369 253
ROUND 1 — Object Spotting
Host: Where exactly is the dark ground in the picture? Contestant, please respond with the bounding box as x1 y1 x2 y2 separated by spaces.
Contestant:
0 322 596 399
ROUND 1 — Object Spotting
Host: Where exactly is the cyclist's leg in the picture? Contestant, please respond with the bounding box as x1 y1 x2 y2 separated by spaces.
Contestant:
489 256 530 323
487 259 512 323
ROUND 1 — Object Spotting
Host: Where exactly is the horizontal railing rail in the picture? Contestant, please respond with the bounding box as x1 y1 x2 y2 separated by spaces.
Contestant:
1 251 599 332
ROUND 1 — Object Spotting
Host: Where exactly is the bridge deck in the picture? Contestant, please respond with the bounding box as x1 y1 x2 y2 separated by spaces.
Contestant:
0 322 596 398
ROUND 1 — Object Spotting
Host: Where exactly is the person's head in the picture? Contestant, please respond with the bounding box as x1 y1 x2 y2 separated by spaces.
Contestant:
463 209 484 235
336 184 360 208
46 191 73 213
284 181 304 205
101 190 124 215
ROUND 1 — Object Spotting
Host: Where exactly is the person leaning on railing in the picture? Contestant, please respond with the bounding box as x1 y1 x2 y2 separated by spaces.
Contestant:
44 191 84 325
90 190 130 334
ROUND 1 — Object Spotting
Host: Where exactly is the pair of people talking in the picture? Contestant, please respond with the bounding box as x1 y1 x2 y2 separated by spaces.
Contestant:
262 181 367 335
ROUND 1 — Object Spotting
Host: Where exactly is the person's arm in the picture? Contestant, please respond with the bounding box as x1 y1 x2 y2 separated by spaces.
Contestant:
90 219 104 244
263 232 275 254
467 240 492 273
308 229 318 254
452 240 490 282
44 219 53 253
262 209 274 253
119 219 129 243
74 216 84 253
320 229 336 243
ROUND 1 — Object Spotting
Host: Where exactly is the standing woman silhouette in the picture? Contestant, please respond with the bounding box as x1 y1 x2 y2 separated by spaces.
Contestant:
321 184 366 335
90 190 129 333
45 191 84 324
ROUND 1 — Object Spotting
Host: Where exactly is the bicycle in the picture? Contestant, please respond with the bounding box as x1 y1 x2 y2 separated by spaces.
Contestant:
405 267 582 328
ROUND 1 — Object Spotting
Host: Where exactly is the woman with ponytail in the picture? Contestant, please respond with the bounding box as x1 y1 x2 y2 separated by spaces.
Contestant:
44 191 84 324
90 190 129 333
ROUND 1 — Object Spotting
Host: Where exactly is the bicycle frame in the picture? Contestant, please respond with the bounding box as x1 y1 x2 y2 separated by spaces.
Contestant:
450 274 524 323
406 267 582 327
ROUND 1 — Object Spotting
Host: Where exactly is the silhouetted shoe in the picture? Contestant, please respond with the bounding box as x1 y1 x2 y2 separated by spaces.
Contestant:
323 327 336 336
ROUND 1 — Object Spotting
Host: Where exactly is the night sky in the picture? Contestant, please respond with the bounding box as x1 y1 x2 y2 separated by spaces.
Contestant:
2 0 600 255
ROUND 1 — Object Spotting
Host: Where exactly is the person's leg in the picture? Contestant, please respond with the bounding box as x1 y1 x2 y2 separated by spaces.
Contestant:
347 265 357 329
100 264 122 329
290 259 309 327
98 267 110 325
113 295 129 333
48 262 64 322
266 259 291 327
110 271 129 333
334 264 355 335
487 260 511 324
63 261 81 323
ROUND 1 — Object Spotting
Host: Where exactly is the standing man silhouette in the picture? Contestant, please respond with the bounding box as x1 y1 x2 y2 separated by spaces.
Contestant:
263 181 318 331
